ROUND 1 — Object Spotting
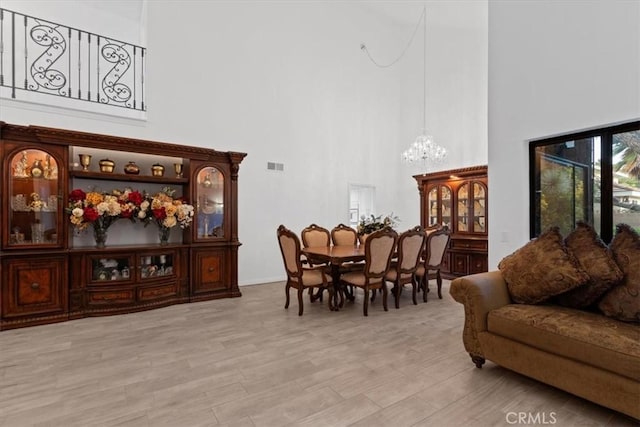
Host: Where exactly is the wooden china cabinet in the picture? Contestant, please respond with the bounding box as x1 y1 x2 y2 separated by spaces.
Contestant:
0 122 246 330
414 165 488 278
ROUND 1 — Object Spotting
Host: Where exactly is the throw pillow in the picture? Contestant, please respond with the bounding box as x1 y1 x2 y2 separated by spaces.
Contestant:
498 227 589 304
554 222 623 308
598 224 640 322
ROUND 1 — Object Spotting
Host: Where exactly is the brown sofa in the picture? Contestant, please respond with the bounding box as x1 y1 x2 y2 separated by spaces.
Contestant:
450 271 640 420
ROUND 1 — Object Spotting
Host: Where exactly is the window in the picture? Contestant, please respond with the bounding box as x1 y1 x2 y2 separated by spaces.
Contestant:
530 121 640 243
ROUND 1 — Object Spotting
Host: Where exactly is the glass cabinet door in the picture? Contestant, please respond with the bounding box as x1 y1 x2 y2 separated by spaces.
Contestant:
90 255 134 283
8 148 61 247
441 186 452 228
473 182 487 233
195 166 224 240
427 187 439 226
427 184 452 228
457 183 469 232
139 252 175 279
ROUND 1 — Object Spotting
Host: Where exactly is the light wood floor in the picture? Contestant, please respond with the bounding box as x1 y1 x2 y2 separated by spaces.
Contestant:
0 281 636 427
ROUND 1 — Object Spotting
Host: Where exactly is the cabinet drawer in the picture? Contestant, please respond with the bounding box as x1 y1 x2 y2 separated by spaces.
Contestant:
450 239 487 251
86 289 135 306
137 283 177 302
2 257 68 318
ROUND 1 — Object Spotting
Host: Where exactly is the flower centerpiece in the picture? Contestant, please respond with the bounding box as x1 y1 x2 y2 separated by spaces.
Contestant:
138 187 195 245
67 188 143 248
357 213 400 243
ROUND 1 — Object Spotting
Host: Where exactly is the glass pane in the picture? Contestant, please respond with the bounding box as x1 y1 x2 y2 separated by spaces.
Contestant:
457 183 469 232
8 149 59 246
473 182 486 233
612 130 640 235
92 256 132 282
428 187 438 226
196 167 224 238
535 138 594 237
140 253 175 279
441 186 451 228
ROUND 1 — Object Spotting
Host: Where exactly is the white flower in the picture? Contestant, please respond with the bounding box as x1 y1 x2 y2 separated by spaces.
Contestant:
72 207 84 217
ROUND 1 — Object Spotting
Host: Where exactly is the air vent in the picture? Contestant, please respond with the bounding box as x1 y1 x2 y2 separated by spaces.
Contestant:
267 162 284 172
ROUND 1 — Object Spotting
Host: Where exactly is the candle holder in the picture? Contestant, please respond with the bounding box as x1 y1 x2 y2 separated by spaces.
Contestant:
78 154 92 171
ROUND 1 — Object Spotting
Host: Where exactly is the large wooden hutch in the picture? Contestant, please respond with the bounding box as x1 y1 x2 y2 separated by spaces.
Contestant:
0 123 246 330
414 165 488 278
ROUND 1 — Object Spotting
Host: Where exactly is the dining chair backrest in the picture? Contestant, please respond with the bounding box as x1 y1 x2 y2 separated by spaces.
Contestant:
424 224 441 237
364 228 398 279
331 223 358 246
397 226 426 274
277 225 302 279
301 223 330 248
425 227 451 269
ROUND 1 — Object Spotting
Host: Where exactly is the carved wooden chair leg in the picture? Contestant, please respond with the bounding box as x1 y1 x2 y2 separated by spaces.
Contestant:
285 284 291 309
394 285 401 309
363 288 370 316
297 288 304 316
411 280 418 305
422 276 429 303
436 271 443 299
382 284 388 312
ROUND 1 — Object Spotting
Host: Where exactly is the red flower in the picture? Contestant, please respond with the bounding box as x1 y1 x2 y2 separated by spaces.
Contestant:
83 207 100 222
152 207 167 220
120 208 134 219
128 191 143 206
69 189 86 202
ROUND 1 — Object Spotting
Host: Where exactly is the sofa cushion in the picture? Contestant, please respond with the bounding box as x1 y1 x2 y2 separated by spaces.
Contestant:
498 227 589 304
599 224 640 322
553 222 623 309
487 304 640 381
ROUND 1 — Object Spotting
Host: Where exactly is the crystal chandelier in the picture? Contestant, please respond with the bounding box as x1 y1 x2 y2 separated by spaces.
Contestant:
401 130 446 165
401 6 447 167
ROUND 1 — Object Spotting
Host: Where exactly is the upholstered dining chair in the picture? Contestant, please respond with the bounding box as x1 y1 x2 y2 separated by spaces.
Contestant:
339 228 398 316
384 226 426 309
331 223 358 246
301 223 331 265
277 225 333 315
415 226 451 302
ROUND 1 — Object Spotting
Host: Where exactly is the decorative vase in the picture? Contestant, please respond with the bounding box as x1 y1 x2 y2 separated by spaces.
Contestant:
151 163 165 177
358 233 370 246
99 159 115 173
124 161 140 175
94 225 108 249
158 226 170 246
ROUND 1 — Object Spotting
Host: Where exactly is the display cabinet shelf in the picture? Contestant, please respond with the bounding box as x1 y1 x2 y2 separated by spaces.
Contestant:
1 122 246 330
69 170 189 185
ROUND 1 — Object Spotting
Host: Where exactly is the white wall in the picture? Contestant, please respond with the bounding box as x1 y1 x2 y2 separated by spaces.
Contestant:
488 0 640 268
0 1 487 285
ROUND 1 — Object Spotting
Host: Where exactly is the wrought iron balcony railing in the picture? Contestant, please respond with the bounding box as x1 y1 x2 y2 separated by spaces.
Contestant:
0 8 146 112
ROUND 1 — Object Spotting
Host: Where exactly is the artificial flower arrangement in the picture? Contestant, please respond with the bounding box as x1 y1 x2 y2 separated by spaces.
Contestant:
67 187 193 247
67 188 136 231
357 213 400 236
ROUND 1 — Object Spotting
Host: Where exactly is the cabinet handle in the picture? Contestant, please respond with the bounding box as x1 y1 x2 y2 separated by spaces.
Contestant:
31 282 40 290
208 267 215 273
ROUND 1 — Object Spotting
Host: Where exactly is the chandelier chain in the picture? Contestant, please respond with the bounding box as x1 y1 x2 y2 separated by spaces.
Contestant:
360 7 426 69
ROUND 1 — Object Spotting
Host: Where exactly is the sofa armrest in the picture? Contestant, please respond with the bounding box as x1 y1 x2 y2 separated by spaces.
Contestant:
450 271 512 364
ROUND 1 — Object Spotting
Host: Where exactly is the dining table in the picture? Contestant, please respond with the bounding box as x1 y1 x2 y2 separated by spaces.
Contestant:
301 244 365 310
